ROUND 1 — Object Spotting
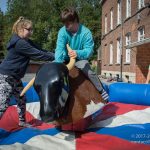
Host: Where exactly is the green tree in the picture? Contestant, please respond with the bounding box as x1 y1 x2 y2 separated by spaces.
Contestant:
2 0 101 60
0 9 5 58
0 9 3 38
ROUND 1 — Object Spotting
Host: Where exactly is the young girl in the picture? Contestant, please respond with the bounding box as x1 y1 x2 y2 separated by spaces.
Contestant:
0 16 54 127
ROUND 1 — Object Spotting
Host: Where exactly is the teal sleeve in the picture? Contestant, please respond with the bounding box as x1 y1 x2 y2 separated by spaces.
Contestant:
55 29 67 63
76 31 94 60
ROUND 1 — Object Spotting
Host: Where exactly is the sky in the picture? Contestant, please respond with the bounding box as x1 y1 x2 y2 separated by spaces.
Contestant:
0 0 8 13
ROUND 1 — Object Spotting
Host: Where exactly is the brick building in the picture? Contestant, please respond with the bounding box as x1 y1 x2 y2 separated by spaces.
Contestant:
100 0 150 83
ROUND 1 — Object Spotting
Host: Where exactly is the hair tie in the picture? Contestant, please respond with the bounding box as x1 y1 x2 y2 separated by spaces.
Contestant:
19 16 24 21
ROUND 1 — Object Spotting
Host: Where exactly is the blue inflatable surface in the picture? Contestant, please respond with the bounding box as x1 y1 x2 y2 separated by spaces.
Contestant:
10 82 150 106
109 83 150 106
2 82 150 149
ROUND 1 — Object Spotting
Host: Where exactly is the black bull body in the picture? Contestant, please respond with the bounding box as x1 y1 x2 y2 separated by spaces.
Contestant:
33 62 105 125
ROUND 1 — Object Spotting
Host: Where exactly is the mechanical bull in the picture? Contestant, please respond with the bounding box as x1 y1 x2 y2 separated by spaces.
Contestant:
21 45 106 130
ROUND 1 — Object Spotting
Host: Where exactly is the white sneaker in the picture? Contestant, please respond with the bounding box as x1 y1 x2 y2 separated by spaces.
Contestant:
19 122 33 128
101 89 109 102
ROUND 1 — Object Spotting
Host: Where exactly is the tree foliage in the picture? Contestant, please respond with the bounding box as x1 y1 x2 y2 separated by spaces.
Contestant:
2 0 101 60
0 9 3 36
0 9 4 58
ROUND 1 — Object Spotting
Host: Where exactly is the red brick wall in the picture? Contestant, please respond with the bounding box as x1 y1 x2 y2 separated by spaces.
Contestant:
136 43 150 83
101 0 150 82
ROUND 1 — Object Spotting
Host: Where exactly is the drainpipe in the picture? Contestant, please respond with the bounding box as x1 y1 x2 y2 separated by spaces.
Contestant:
120 0 123 81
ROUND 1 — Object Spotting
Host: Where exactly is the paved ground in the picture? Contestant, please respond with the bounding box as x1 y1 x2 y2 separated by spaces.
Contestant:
22 73 35 82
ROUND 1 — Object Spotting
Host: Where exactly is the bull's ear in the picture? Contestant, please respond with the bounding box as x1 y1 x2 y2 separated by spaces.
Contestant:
66 44 76 70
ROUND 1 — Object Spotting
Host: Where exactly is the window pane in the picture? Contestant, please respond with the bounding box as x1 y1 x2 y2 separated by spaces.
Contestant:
126 0 131 18
117 1 121 24
125 34 131 63
105 15 107 34
110 43 113 64
138 27 145 41
117 39 121 64
139 0 145 9
110 9 113 30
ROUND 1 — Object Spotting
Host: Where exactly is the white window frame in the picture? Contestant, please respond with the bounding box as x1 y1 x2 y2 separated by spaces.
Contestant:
117 38 121 64
126 0 131 18
125 34 131 63
110 8 113 30
117 0 121 25
109 43 113 64
105 15 107 34
138 0 145 9
138 27 145 41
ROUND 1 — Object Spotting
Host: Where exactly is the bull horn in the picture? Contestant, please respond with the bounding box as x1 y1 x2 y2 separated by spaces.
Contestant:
66 44 76 70
20 44 75 97
20 77 35 96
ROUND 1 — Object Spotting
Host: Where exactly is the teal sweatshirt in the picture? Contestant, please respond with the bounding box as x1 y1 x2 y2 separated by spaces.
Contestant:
55 24 94 62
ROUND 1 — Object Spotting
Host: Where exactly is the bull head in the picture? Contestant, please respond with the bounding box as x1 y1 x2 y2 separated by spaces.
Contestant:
20 44 75 122
34 62 69 122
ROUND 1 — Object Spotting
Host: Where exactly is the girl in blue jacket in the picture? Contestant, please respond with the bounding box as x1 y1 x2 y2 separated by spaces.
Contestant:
0 16 54 127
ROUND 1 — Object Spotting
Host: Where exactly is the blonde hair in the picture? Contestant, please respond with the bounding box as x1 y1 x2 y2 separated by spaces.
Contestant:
12 16 32 34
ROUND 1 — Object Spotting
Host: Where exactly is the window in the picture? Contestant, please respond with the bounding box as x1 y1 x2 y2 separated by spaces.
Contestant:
138 27 145 41
117 38 121 64
110 9 113 30
104 44 107 65
117 0 121 25
125 34 131 63
126 0 131 18
109 43 113 64
138 0 145 9
105 15 107 34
